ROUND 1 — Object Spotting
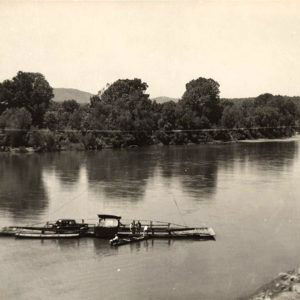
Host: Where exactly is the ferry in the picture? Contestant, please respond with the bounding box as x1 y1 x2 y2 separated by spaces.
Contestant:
0 214 216 240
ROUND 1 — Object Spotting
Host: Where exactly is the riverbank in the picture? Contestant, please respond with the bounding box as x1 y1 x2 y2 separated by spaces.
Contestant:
0 127 296 153
248 269 300 299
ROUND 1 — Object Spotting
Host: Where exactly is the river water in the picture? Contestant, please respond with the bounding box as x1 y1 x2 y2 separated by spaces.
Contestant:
1 137 300 299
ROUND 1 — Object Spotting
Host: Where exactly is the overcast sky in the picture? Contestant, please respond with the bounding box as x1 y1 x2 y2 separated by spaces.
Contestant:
0 0 300 98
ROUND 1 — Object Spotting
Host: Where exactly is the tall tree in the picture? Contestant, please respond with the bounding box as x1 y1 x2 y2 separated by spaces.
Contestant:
89 78 155 146
179 77 222 127
61 99 80 113
0 71 53 127
0 107 32 146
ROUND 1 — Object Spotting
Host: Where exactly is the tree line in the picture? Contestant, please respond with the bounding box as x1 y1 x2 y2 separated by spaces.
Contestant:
0 71 298 151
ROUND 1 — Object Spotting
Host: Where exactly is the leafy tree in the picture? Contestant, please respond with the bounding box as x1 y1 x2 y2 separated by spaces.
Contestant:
89 78 155 146
29 130 60 152
62 99 80 113
157 101 177 130
81 132 102 150
266 96 297 126
254 106 279 127
221 93 298 130
179 77 222 127
254 94 298 127
44 99 88 131
68 106 89 130
221 106 238 128
0 71 53 127
0 107 32 130
0 107 32 146
44 111 59 131
254 93 273 107
100 79 148 105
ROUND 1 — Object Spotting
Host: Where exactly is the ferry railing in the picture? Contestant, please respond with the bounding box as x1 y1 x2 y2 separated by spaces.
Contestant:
16 218 210 232
120 219 210 231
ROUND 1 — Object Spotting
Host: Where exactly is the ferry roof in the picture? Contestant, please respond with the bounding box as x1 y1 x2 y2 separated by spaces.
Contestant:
97 214 121 220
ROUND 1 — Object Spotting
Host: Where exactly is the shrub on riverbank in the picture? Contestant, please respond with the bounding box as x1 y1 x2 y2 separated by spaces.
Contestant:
0 126 296 153
28 130 60 152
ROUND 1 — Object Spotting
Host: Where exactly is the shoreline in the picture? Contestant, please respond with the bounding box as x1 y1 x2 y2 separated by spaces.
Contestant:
0 129 297 154
247 269 300 300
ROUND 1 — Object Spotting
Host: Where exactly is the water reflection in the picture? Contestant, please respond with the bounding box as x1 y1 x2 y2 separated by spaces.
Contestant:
126 238 196 253
43 152 85 186
151 142 298 200
0 140 298 221
217 141 298 175
92 238 118 256
40 237 82 248
95 238 178 255
239 141 298 168
85 150 157 200
157 146 219 198
83 146 220 202
38 237 119 256
0 154 48 219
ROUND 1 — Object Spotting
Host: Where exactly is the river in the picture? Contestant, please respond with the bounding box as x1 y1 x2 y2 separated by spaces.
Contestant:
1 137 300 300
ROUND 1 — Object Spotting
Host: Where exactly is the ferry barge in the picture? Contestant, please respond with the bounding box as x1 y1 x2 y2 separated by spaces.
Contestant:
0 214 216 240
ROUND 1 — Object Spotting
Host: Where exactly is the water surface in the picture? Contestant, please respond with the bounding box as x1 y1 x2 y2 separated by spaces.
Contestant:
1 137 300 299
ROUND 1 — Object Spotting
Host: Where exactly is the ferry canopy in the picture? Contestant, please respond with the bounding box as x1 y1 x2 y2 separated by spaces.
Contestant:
97 214 121 220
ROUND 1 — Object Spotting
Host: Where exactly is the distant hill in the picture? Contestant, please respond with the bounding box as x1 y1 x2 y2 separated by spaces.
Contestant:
53 88 93 104
52 90 300 111
53 90 178 104
152 96 179 103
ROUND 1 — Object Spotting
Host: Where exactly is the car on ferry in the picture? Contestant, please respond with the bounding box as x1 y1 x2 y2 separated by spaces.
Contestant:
53 219 89 234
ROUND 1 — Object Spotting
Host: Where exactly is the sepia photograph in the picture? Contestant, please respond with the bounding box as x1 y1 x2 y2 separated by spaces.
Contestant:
1 0 300 299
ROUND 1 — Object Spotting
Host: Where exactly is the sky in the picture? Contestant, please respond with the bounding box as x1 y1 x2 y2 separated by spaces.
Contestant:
0 0 300 99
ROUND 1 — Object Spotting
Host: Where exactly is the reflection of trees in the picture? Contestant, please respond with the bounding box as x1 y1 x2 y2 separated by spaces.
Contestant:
43 152 84 186
52 142 298 202
0 141 297 222
244 141 297 168
218 141 298 173
40 237 82 249
86 150 157 200
84 146 219 201
0 154 48 218
155 141 298 199
158 146 219 198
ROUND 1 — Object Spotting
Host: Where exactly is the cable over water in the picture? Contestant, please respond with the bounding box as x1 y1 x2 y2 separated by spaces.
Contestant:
0 125 297 133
